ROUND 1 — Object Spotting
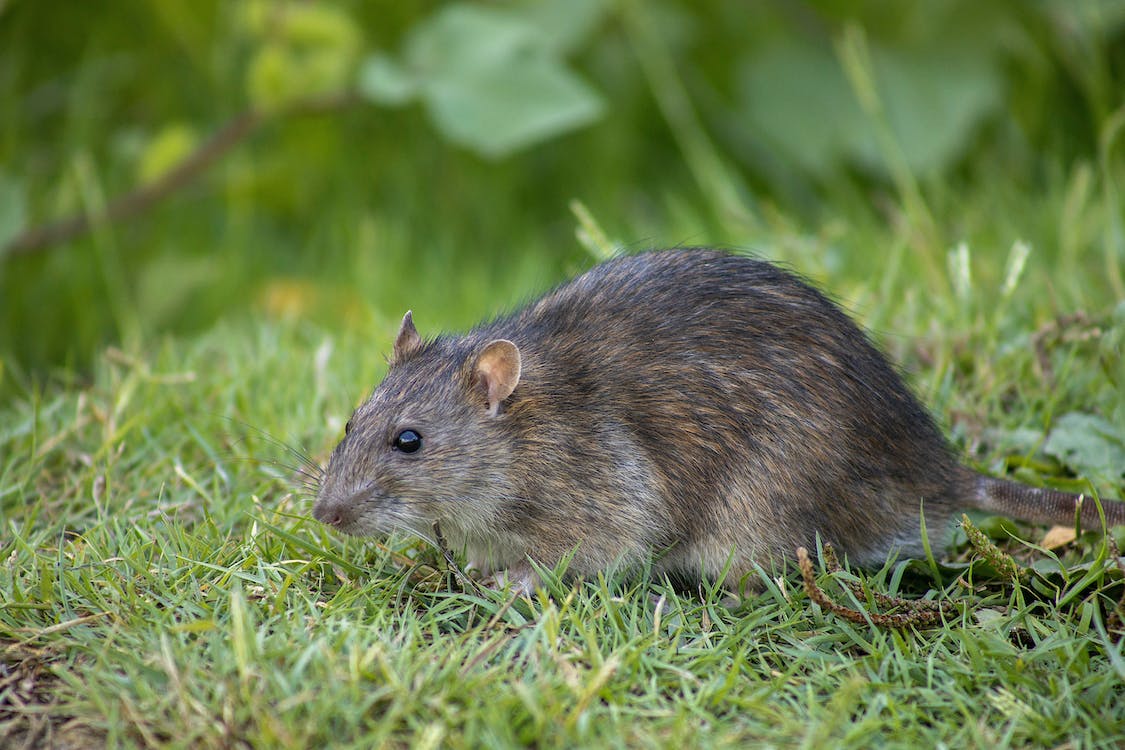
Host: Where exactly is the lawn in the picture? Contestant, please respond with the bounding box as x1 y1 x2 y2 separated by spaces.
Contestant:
2 2 1125 748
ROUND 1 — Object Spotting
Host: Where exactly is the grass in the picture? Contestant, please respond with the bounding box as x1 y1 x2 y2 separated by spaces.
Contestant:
3 5 1125 743
3 188 1125 747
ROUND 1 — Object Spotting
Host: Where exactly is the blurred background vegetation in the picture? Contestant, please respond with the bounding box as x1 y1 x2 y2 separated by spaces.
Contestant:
1 0 1123 405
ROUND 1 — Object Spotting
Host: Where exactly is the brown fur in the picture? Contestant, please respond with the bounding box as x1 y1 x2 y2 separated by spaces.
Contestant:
313 249 1124 594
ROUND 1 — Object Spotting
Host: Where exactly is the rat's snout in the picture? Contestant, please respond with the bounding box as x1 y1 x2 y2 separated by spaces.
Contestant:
312 494 360 531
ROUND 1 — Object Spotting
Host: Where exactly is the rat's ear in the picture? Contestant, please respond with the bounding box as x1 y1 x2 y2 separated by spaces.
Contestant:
474 339 521 416
392 311 423 363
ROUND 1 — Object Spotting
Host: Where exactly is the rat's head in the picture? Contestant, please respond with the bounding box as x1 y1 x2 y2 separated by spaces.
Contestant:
312 311 522 538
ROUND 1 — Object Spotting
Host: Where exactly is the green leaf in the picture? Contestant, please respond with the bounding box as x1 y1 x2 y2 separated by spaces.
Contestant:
405 4 540 77
281 2 362 51
874 44 1002 174
136 124 198 185
739 35 1002 177
738 42 870 177
244 3 362 112
247 42 296 112
357 54 417 106
1043 412 1125 484
425 56 603 158
364 2 605 158
0 170 27 251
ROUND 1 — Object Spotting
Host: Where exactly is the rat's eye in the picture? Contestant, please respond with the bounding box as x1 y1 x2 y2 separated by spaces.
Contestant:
393 429 422 453
344 418 353 435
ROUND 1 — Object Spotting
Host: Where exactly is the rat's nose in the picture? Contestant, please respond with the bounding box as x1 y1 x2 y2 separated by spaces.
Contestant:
312 496 358 529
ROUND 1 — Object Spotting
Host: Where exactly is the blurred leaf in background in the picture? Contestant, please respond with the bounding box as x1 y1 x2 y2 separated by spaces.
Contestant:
1044 411 1125 487
242 0 363 111
738 20 1005 177
360 1 607 157
136 123 199 185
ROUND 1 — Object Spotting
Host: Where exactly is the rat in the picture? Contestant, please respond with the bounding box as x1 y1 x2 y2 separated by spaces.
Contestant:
312 248 1125 595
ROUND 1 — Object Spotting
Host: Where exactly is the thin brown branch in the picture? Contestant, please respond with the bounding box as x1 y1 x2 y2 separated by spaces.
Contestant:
2 92 358 258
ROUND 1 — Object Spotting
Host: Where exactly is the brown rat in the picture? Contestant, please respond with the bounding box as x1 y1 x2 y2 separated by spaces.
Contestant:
312 248 1125 594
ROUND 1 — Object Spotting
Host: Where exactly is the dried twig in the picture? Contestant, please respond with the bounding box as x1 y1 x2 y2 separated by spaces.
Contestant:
797 546 952 629
822 544 953 614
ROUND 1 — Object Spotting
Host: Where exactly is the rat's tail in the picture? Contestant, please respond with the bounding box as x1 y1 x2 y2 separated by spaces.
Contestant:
975 474 1125 529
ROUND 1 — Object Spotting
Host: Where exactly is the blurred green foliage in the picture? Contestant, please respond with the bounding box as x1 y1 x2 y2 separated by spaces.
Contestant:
1 0 1123 400
360 1 607 155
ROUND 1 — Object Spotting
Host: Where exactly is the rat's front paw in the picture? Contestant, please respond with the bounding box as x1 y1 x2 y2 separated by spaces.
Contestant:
484 562 539 597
